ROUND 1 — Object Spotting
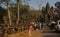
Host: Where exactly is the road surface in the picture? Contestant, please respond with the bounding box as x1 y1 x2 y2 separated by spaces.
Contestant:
43 26 60 37
5 30 43 37
4 25 60 37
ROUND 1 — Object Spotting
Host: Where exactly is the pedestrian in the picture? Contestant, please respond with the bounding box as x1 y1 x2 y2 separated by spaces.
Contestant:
28 25 33 37
39 23 42 29
34 23 38 31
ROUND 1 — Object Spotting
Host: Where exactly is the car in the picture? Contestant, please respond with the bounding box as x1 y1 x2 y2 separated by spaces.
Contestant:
55 20 60 32
48 21 56 29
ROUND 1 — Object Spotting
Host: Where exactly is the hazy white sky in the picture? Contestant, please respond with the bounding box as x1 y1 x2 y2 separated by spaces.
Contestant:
0 0 60 10
29 0 60 10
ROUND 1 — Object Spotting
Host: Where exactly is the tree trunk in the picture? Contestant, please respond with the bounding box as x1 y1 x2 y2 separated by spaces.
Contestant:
8 8 11 25
16 0 20 24
6 1 11 25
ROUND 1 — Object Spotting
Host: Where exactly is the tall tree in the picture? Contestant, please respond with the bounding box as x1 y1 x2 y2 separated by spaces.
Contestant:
0 0 11 25
45 2 50 14
43 2 51 23
55 2 60 19
55 2 60 9
16 0 21 24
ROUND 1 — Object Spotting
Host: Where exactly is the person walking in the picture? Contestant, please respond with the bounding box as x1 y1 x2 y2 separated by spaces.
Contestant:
39 23 42 29
28 25 33 37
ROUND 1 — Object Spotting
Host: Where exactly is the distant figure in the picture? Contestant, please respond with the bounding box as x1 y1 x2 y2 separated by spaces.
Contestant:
39 23 42 29
28 25 33 37
34 23 38 31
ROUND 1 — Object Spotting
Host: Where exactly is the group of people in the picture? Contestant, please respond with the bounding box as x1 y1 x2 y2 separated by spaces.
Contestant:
28 22 44 37
29 22 44 31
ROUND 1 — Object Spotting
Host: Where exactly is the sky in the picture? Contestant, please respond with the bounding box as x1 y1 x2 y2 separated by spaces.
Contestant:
29 0 60 10
0 0 60 10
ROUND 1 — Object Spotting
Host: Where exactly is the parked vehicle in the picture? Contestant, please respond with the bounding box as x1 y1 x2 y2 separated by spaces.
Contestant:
48 21 56 29
55 20 60 32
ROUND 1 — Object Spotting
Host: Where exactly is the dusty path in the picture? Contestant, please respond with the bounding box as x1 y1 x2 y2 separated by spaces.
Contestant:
5 30 43 37
31 30 43 37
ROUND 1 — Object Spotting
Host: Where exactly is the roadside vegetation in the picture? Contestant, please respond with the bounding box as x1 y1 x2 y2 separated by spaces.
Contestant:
0 0 60 37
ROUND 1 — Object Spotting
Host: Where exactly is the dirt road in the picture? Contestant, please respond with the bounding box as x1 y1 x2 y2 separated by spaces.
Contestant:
5 30 43 37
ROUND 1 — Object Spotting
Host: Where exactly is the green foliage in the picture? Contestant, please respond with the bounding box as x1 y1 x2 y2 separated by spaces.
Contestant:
45 2 50 14
55 2 60 19
0 6 7 24
55 2 60 13
20 5 30 19
42 7 45 15
55 2 60 9
22 5 30 13
34 14 39 19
